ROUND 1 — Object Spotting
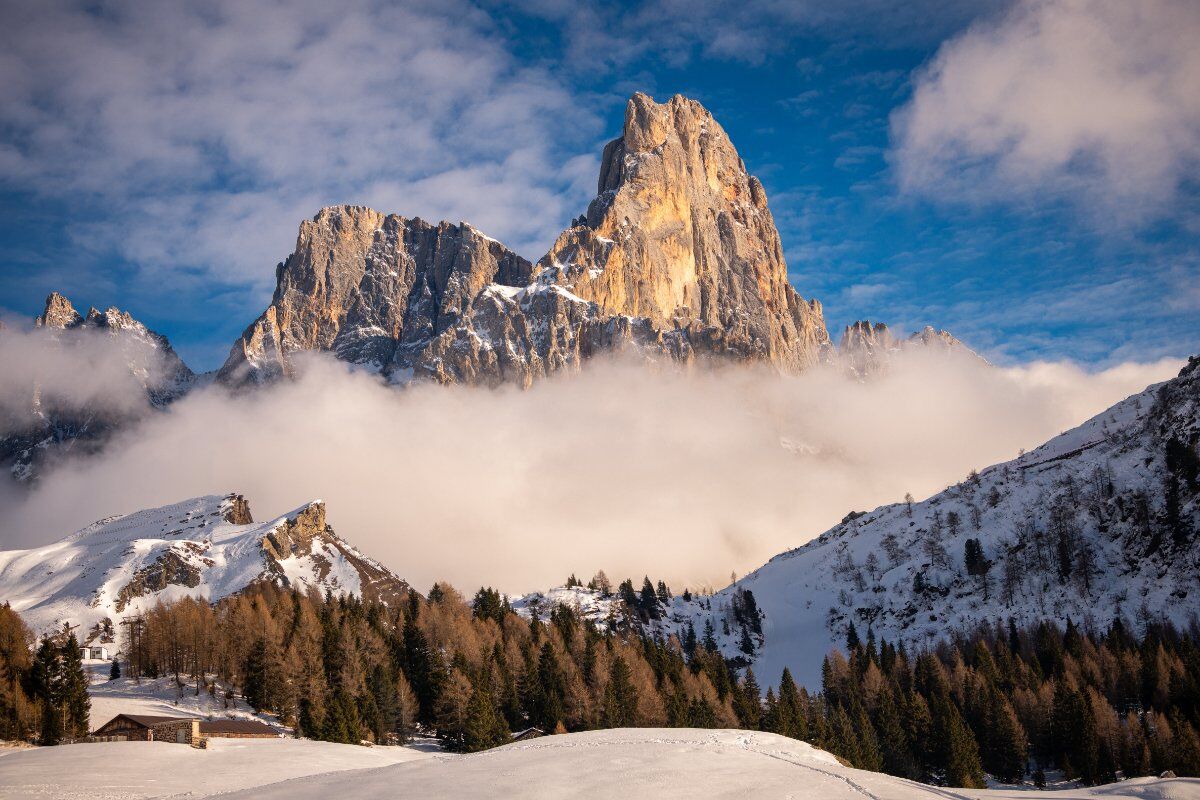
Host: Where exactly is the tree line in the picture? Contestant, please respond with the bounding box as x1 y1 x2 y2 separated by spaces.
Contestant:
804 619 1200 786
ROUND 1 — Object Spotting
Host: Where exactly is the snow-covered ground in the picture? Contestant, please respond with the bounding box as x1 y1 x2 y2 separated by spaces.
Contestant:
2 729 1191 800
0 493 406 642
0 738 431 799
84 663 275 731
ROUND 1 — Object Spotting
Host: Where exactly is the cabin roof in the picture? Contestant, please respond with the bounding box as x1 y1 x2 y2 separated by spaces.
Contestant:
198 719 276 735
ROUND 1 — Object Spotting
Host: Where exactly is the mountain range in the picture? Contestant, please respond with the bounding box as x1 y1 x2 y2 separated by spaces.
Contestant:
1 92 970 484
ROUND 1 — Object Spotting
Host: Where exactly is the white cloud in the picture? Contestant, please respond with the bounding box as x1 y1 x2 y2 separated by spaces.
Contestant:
0 0 600 288
891 0 1200 226
2 352 1180 594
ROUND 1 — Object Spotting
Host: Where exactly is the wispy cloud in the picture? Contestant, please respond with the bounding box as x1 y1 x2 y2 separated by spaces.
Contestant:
891 0 1200 228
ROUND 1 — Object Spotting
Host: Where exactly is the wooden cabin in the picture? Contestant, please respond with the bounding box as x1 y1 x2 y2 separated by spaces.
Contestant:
90 714 276 745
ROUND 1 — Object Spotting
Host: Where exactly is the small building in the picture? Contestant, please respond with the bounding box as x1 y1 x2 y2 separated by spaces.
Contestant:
90 714 277 746
511 727 544 742
91 714 200 744
86 645 112 661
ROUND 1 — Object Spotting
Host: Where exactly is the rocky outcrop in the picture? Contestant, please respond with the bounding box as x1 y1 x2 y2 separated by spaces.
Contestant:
217 208 533 386
35 292 83 328
221 93 834 387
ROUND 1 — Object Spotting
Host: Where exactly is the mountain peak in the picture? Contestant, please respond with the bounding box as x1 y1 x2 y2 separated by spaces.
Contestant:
544 91 832 371
35 291 82 329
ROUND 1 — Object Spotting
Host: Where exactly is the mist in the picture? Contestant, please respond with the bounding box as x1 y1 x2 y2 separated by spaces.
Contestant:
0 325 169 420
0 351 1183 595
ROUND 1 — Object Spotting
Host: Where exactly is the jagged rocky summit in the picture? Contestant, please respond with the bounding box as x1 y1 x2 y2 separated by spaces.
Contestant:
1 292 195 483
0 493 410 643
218 93 835 388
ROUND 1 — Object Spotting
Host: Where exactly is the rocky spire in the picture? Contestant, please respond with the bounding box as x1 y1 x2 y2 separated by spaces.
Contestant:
840 321 897 377
537 93 832 371
35 292 83 328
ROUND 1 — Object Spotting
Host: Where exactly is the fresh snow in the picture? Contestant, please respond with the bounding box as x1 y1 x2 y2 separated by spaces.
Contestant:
2 729 1189 800
0 494 384 641
520 364 1200 688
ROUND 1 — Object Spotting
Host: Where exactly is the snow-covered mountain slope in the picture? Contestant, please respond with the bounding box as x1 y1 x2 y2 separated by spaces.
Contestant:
522 357 1200 687
0 494 410 642
721 355 1200 685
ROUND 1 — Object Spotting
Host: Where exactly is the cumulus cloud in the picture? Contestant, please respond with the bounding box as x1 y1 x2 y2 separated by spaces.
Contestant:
1 352 1180 594
0 0 600 290
891 0 1200 226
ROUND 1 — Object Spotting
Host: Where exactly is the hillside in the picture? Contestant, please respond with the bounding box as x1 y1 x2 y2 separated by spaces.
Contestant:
520 357 1200 686
0 493 410 642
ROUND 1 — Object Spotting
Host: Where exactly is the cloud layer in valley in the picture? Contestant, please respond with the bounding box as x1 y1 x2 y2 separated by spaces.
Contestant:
891 0 1200 227
1 351 1181 595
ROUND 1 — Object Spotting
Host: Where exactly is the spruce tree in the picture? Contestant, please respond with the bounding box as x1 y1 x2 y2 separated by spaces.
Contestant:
109 657 120 680
59 635 90 740
462 680 509 752
602 656 639 728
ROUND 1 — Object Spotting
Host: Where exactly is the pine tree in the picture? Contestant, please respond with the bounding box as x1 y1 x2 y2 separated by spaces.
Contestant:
602 656 639 728
733 668 761 730
59 635 90 740
462 679 509 752
874 687 918 778
109 657 121 680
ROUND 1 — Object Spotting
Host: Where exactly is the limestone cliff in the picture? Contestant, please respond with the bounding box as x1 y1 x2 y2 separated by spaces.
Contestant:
217 208 533 385
538 92 831 371
220 93 834 387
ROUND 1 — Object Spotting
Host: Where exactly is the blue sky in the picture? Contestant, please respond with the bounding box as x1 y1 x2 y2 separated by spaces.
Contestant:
1 0 1197 371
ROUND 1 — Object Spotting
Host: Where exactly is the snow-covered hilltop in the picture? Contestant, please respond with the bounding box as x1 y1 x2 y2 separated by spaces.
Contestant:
522 357 1200 686
0 493 410 642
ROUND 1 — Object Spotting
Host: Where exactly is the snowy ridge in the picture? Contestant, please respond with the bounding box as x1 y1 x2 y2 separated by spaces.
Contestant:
717 357 1200 685
521 358 1200 687
0 493 411 642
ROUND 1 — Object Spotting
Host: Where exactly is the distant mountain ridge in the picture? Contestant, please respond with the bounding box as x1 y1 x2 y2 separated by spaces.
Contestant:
1 292 195 483
0 493 410 643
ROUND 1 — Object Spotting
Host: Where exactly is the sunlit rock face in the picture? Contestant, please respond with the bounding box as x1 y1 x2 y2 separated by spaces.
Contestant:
540 92 832 372
217 207 533 386
220 93 834 388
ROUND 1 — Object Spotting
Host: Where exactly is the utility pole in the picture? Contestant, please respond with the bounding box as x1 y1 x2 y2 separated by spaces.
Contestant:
120 616 145 683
